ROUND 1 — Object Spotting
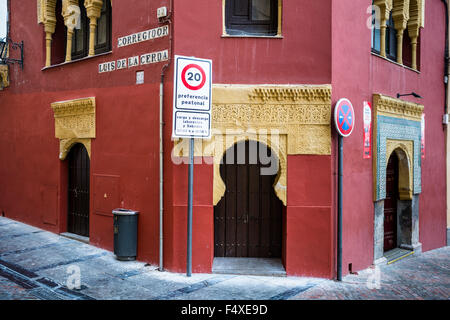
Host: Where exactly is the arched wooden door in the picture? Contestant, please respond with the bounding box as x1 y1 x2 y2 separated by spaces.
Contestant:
214 140 283 258
384 152 399 252
67 144 90 237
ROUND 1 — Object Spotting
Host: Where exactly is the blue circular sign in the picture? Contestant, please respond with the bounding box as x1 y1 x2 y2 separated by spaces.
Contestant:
334 98 355 137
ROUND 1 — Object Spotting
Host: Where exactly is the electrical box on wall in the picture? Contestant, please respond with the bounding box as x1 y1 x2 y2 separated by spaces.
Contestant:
157 7 168 19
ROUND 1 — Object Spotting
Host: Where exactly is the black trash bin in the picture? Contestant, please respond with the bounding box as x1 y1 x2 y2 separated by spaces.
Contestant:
113 208 139 261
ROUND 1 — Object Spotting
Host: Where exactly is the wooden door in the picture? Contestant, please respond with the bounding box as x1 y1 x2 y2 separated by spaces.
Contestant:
384 152 398 252
67 144 90 237
214 141 283 258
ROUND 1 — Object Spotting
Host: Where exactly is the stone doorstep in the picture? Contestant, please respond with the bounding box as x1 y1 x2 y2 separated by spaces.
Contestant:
447 228 450 246
374 242 423 266
212 258 287 277
60 232 90 244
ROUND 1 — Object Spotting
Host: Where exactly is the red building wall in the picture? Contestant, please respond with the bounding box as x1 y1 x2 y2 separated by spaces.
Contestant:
162 0 334 276
0 0 446 279
332 0 447 276
0 0 172 266
171 0 332 84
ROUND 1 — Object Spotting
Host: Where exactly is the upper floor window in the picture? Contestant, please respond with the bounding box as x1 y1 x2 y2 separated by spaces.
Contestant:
39 0 112 67
371 7 381 52
71 0 112 60
71 1 88 60
225 0 279 36
371 11 397 61
385 12 397 61
94 0 112 54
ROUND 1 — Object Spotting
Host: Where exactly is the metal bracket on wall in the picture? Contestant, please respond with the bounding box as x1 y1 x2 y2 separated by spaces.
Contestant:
0 38 24 70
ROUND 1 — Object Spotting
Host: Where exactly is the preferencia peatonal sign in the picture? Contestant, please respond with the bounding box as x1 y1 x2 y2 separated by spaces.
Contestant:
172 55 212 139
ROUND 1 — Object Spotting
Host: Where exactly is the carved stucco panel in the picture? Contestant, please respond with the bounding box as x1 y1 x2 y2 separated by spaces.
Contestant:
174 84 332 206
51 97 96 160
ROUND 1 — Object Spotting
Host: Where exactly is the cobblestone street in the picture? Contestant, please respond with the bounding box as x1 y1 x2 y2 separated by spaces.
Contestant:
0 217 449 301
291 246 450 300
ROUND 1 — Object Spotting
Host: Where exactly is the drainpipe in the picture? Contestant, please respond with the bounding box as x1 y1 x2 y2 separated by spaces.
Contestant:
159 0 173 272
159 71 165 272
442 0 449 115
442 0 450 245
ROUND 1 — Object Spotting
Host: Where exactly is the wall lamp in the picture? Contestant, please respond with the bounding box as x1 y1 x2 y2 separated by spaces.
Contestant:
396 92 423 99
0 37 24 70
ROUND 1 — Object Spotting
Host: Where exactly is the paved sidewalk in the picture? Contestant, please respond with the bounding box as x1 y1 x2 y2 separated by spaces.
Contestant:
0 217 449 300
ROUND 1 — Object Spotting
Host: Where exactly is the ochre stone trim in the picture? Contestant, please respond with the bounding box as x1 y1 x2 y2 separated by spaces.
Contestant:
215 133 287 206
84 0 104 56
374 0 393 57
38 0 105 66
0 65 9 89
386 139 413 200
392 0 410 31
37 0 57 67
51 97 96 160
408 0 422 69
249 87 331 103
373 93 424 121
392 0 410 65
373 0 424 69
60 138 92 160
174 84 332 206
62 0 80 62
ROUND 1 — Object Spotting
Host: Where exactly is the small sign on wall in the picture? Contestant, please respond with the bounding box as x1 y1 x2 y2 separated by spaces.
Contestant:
363 101 372 159
136 71 144 85
98 50 168 74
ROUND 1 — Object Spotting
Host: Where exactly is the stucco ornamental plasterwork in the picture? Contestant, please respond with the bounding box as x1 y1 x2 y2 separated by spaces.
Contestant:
373 0 423 69
174 84 332 206
0 65 9 89
51 97 96 160
373 94 423 201
38 0 105 66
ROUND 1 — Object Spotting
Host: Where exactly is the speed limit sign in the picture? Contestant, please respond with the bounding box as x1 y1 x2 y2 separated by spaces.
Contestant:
181 64 206 91
172 55 212 139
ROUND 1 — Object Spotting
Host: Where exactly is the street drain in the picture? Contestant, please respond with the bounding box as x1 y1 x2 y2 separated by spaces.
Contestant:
29 287 66 300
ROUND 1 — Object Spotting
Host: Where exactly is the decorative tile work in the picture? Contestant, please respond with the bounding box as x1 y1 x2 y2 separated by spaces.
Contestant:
374 115 422 201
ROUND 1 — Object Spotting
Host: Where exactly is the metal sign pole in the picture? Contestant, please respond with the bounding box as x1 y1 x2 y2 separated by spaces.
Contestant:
334 98 353 282
337 135 343 281
187 137 194 277
172 55 212 277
